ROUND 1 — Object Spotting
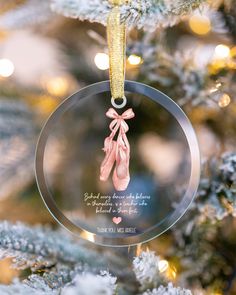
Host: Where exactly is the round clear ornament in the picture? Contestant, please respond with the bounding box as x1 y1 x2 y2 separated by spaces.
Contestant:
35 81 200 246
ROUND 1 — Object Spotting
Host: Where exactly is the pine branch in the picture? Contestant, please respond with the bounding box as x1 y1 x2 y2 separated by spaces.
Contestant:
0 271 117 295
133 251 165 291
0 221 108 271
0 99 35 199
197 152 236 220
128 31 234 107
61 271 117 295
0 221 124 294
0 222 194 294
0 275 57 295
0 221 119 294
51 0 206 30
169 153 236 289
133 251 192 295
142 283 192 295
0 0 53 30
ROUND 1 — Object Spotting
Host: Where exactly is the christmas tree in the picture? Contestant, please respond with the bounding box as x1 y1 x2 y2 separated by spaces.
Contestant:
0 0 235 294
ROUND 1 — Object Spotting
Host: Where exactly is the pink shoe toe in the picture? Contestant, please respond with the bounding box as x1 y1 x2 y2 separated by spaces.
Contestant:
100 140 116 181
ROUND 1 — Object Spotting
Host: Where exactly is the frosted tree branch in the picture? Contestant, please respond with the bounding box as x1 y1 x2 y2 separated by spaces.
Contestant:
0 99 35 199
143 283 192 295
62 271 117 295
0 221 107 271
51 0 206 30
0 276 58 295
133 251 165 290
0 271 117 295
197 152 236 220
0 0 53 30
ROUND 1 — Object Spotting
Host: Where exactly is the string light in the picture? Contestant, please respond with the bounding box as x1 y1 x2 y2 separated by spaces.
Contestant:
227 60 236 69
230 46 236 57
80 231 95 242
189 15 211 35
43 76 69 97
0 30 8 41
209 87 218 94
0 58 14 78
35 95 58 114
209 59 226 74
166 265 177 280
218 93 231 108
214 44 230 59
136 243 142 256
158 259 169 273
209 82 222 94
94 52 109 70
128 54 142 65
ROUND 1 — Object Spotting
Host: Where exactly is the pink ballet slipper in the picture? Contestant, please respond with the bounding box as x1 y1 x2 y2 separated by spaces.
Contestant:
100 139 116 181
112 124 131 191
113 166 130 191
112 143 130 191
116 145 129 178
100 107 135 190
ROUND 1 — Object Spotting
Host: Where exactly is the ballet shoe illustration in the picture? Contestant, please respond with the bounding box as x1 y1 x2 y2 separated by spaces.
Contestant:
112 143 130 191
100 140 117 181
100 107 134 190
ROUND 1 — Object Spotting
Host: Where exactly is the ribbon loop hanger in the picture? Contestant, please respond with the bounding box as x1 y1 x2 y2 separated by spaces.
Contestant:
107 0 128 105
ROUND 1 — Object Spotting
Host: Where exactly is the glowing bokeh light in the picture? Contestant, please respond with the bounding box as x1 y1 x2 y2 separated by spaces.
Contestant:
0 58 14 77
189 15 211 35
214 44 230 59
128 54 142 65
158 259 169 273
45 77 69 96
94 53 109 70
218 93 231 108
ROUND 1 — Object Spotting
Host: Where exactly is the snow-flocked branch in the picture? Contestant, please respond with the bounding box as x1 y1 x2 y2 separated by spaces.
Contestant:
0 221 107 271
51 0 206 30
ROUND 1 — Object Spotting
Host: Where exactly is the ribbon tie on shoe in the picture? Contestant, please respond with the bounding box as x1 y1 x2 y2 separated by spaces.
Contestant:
106 108 135 136
100 108 135 190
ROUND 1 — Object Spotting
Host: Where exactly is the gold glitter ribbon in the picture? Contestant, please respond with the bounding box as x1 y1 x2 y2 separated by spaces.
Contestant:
107 0 128 100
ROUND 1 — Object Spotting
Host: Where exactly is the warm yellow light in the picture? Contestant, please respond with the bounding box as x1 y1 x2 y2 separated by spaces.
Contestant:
45 77 69 97
128 54 142 65
209 59 226 74
209 87 218 94
218 93 231 108
170 268 177 279
210 82 222 93
230 46 236 57
0 30 8 41
80 231 95 242
214 44 230 59
36 95 58 114
189 15 211 35
0 58 14 77
136 244 142 256
165 265 177 280
227 60 236 69
94 53 109 70
158 259 169 273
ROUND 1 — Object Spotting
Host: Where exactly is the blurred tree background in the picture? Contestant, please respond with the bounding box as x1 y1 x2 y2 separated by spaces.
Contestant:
0 0 235 294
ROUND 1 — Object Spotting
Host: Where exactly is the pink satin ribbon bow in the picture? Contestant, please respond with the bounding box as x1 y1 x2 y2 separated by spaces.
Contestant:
100 108 135 191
